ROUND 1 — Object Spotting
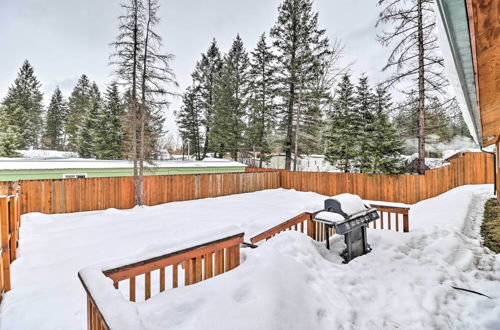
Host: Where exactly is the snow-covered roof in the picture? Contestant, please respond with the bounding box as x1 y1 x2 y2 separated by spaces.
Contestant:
0 158 246 170
442 148 482 161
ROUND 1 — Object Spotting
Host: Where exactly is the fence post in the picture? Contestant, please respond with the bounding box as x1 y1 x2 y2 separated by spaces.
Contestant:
306 214 316 240
0 197 11 291
403 212 409 233
9 197 17 262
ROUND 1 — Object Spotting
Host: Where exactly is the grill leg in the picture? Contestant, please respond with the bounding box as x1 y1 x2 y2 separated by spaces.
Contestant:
343 232 352 263
362 225 371 253
325 224 330 250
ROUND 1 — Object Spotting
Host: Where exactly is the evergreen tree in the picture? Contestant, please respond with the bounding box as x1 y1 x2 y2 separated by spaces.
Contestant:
176 85 203 160
448 99 471 138
77 82 102 158
0 127 21 157
394 93 464 146
355 75 375 172
247 33 277 167
369 87 403 174
66 74 92 151
192 39 223 158
270 0 330 170
95 82 126 159
1 60 44 149
42 87 67 150
145 104 168 160
0 107 20 157
324 74 358 172
211 34 251 160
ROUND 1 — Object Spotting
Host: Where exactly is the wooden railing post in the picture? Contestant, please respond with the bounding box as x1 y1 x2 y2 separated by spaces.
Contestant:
403 213 409 233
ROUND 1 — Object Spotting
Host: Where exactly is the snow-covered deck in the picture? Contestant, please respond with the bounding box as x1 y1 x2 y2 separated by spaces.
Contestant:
0 186 499 329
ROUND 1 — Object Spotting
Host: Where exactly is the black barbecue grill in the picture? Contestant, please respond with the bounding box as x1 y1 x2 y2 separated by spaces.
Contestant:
314 193 379 263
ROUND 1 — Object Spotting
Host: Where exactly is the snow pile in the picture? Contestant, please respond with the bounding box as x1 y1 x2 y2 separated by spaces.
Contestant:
401 153 447 169
403 135 478 159
1 186 499 329
0 189 325 330
16 149 79 159
201 157 230 162
137 185 499 330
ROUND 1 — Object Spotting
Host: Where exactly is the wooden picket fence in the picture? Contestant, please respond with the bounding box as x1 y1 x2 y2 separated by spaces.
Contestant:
79 232 244 330
17 172 281 214
0 183 21 302
0 152 494 216
280 152 494 204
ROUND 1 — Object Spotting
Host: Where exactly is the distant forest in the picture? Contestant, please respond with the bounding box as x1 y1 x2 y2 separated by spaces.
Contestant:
0 0 471 175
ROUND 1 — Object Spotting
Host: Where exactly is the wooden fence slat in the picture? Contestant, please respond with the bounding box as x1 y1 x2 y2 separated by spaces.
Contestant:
159 267 165 293
129 276 136 302
145 271 151 300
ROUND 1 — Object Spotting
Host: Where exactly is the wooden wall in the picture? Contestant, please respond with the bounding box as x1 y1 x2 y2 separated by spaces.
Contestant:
467 0 500 146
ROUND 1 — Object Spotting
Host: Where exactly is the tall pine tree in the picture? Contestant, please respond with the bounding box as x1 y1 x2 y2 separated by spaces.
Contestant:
176 85 203 160
192 39 223 158
355 75 375 172
211 34 251 160
247 33 277 167
324 74 358 172
1 60 44 149
95 82 126 159
270 0 330 170
66 74 92 151
369 87 403 174
77 82 102 158
43 87 67 150
0 106 20 157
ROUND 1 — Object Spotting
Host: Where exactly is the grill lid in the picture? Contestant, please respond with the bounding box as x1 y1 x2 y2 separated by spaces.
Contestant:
324 193 370 219
314 211 345 224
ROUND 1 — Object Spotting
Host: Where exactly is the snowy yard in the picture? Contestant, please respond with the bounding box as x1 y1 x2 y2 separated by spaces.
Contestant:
1 186 499 329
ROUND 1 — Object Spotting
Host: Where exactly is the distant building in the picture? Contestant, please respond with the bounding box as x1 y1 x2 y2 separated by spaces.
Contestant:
0 158 246 181
242 154 342 172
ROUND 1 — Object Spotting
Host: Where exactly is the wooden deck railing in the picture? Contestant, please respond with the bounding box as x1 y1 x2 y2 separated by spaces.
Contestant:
250 212 313 244
0 183 21 302
79 233 244 329
250 204 411 244
368 204 410 232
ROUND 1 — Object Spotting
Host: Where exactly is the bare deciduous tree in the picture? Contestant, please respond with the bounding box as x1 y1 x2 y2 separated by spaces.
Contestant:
376 0 448 175
111 0 177 205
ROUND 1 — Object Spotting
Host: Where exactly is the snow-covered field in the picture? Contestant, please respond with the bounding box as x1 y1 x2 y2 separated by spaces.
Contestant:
1 186 499 329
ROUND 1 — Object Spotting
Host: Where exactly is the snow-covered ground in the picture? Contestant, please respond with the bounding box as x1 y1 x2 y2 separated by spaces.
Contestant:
1 186 499 329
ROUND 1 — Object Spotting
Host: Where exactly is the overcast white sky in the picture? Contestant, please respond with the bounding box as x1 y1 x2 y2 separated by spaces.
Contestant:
0 0 393 135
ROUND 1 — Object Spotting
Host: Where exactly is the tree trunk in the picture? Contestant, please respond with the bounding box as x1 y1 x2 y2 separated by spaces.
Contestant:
417 0 426 175
293 71 303 172
132 0 140 205
137 0 152 206
285 80 295 170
